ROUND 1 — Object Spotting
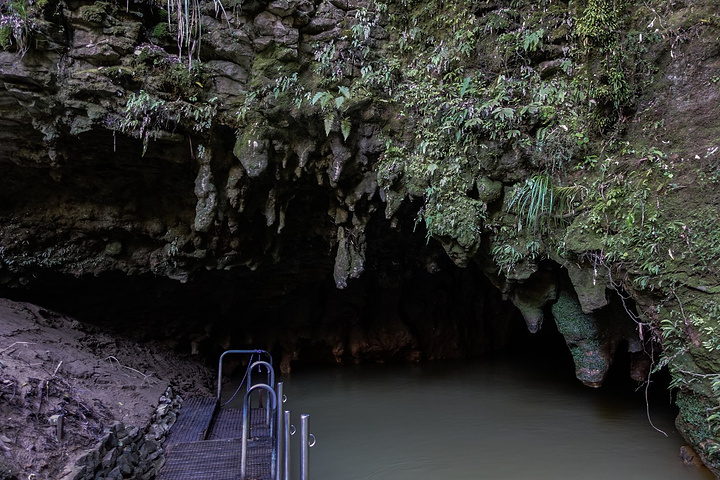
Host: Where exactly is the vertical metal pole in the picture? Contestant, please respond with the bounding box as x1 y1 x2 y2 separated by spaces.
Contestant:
283 410 291 480
300 414 310 480
270 405 277 480
241 395 250 479
246 357 253 394
276 383 284 480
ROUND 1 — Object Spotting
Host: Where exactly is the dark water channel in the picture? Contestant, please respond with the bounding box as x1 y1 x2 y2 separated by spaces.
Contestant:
274 358 714 480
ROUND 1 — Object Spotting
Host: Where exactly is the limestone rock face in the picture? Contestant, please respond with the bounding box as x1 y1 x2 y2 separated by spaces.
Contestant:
233 136 269 178
0 0 387 287
483 263 558 334
333 226 365 289
565 265 609 314
551 289 616 387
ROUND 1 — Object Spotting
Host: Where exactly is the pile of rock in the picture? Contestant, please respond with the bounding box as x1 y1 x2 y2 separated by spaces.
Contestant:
60 387 183 480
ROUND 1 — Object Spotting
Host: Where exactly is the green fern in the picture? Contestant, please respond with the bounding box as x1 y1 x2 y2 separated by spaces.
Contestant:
508 174 585 233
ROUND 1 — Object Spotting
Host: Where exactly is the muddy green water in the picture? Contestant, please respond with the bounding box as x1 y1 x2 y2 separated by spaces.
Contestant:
275 358 715 480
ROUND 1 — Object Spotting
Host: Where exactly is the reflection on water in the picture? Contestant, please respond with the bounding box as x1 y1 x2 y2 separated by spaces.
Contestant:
275 358 714 480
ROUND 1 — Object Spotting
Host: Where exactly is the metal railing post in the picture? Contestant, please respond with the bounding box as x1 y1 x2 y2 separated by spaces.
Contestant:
276 382 284 480
283 410 292 480
300 414 314 480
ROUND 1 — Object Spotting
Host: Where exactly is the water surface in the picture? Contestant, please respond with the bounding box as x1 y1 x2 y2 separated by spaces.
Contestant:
279 358 714 480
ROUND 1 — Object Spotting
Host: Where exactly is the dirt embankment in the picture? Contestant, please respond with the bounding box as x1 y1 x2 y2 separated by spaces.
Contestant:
0 298 213 480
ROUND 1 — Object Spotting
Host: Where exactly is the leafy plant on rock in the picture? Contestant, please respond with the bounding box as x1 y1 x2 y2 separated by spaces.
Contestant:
0 0 33 55
507 173 587 235
120 90 217 154
309 86 354 141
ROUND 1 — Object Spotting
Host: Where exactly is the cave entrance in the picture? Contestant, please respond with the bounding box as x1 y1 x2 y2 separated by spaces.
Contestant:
1 242 708 478
2 249 662 395
3 256 532 370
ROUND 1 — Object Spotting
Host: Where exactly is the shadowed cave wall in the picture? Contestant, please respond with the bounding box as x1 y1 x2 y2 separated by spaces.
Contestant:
1 213 643 389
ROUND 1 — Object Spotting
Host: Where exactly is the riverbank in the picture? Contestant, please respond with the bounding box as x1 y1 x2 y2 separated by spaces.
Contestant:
0 298 214 480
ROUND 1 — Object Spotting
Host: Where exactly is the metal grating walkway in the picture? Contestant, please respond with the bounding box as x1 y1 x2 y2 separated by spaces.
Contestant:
157 401 275 480
157 439 243 480
208 407 271 440
155 351 292 480
165 397 217 445
243 436 274 480
207 407 243 440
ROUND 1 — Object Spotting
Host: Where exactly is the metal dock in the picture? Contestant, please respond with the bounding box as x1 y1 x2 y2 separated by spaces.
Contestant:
156 350 314 480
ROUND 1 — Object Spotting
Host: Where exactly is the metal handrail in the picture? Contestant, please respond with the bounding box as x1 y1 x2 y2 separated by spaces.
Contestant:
241 384 278 480
214 349 314 480
248 360 275 392
216 349 272 401
249 361 276 422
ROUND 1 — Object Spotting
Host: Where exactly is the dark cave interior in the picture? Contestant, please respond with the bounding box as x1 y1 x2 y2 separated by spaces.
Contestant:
0 237 665 398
